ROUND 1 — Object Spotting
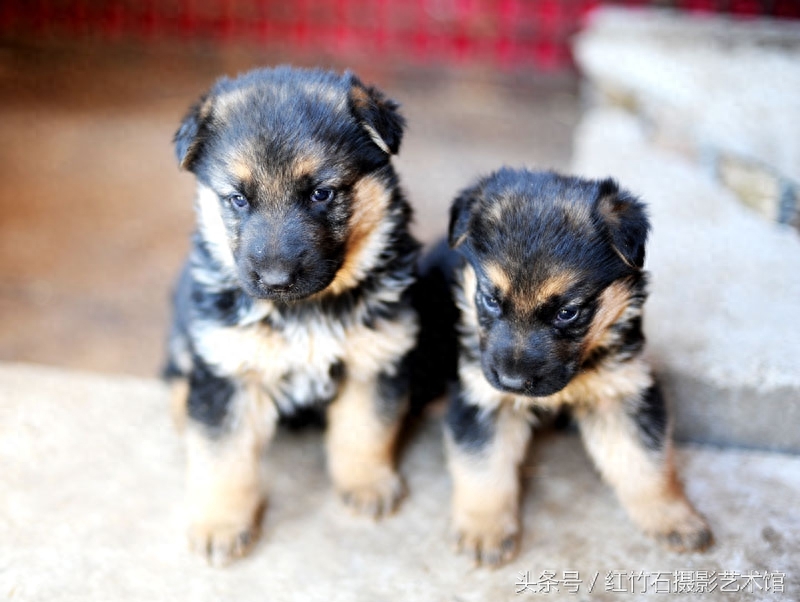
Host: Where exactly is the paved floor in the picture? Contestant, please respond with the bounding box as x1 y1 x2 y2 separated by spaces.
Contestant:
0 39 579 377
1 363 797 601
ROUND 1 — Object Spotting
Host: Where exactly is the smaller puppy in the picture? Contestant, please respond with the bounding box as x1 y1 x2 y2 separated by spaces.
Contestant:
441 168 712 566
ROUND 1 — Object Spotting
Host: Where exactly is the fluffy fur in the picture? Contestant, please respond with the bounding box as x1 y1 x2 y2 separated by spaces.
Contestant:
164 66 419 566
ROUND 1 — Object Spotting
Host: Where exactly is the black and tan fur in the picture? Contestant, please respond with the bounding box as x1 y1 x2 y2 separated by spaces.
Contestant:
435 168 711 566
164 67 419 566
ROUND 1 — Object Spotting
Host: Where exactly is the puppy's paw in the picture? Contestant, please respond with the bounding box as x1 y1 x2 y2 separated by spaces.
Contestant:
626 492 713 554
337 468 406 519
188 519 260 567
653 512 713 553
451 506 520 568
186 493 265 567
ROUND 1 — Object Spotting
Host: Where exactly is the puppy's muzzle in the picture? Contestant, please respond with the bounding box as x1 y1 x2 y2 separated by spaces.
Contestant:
250 261 299 294
484 343 570 397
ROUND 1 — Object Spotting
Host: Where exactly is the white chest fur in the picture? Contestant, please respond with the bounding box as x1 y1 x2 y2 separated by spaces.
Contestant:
193 302 418 409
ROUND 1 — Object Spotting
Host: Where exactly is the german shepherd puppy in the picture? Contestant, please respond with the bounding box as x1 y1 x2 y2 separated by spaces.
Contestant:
165 67 419 565
440 168 712 566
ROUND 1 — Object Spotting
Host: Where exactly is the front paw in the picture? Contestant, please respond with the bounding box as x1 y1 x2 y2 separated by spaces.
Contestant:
186 494 265 567
626 492 713 554
188 518 260 567
336 467 406 518
451 506 520 567
652 512 713 552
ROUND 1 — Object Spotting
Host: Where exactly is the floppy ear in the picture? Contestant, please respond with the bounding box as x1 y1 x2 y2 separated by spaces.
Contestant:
348 75 405 155
448 184 482 248
174 94 214 171
594 178 650 269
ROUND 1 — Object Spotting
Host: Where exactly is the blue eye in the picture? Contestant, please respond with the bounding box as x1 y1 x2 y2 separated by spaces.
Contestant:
555 306 579 324
311 188 335 203
480 291 501 315
227 193 249 209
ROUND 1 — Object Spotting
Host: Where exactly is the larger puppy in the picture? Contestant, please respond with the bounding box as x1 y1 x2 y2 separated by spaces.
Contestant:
443 168 712 566
165 67 419 565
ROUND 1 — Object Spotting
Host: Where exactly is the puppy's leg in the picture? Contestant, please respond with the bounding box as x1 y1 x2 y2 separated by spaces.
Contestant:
169 377 189 432
576 383 712 551
325 368 408 518
185 363 276 566
445 395 531 567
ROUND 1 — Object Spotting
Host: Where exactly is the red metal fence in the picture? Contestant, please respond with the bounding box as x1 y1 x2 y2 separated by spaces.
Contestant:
1 1 798 71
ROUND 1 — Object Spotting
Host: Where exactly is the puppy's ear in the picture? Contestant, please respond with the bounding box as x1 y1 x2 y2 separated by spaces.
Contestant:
594 178 650 269
449 185 481 248
174 94 214 171
348 75 405 155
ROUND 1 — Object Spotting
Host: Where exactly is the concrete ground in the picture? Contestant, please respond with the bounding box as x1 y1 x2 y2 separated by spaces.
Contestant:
2 363 798 601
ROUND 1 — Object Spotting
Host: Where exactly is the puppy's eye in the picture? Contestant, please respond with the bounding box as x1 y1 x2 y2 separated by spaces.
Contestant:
226 193 249 209
310 188 335 203
480 291 502 315
555 306 580 324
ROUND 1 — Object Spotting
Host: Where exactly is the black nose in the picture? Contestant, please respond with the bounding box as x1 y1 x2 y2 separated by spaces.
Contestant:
496 372 529 391
253 266 296 292
491 368 532 392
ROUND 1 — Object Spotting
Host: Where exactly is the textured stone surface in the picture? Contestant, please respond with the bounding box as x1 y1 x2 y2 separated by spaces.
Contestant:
574 8 800 230
574 8 800 182
2 363 799 600
572 108 800 452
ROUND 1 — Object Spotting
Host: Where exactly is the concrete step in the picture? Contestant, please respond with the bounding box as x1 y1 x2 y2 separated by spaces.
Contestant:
571 106 800 454
571 9 800 452
574 8 800 231
1 363 797 600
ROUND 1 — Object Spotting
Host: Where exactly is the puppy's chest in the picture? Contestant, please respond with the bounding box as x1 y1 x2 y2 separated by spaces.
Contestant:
196 313 347 406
